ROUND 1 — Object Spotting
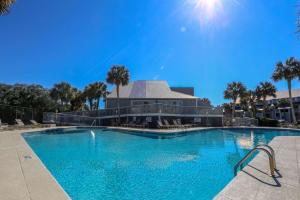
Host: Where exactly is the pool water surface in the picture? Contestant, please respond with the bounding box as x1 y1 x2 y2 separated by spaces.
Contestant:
23 128 300 200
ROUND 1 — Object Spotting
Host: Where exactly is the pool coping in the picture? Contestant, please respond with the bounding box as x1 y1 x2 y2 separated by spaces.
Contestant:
77 125 300 136
0 127 71 200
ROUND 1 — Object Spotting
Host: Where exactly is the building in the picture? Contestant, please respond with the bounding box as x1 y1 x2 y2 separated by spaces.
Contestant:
106 80 199 108
105 80 223 127
263 89 300 122
235 89 300 123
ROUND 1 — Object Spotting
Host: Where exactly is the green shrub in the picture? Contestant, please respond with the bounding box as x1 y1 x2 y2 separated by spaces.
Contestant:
258 118 279 127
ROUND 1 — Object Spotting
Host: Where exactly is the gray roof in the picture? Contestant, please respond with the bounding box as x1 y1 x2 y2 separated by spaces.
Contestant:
107 80 198 99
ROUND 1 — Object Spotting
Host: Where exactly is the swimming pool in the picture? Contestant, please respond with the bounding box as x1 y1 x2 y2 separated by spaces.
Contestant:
23 128 300 200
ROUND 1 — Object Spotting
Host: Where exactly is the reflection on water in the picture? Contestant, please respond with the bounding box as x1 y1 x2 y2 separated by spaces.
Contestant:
237 131 254 149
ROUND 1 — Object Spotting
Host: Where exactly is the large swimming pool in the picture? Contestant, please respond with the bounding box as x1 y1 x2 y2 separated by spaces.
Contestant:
23 128 300 200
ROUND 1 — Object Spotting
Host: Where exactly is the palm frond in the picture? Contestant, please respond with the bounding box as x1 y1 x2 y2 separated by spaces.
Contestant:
0 0 16 15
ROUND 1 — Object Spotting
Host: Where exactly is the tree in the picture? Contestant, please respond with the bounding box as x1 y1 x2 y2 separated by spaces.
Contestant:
106 65 129 124
83 82 107 110
255 82 277 118
240 90 258 118
0 83 56 123
70 90 85 111
0 0 15 15
50 82 77 112
224 82 246 118
222 103 233 117
197 98 212 107
272 57 300 124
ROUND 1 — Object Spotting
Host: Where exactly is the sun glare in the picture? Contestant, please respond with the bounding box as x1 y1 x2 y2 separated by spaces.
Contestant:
194 0 223 20
184 0 240 27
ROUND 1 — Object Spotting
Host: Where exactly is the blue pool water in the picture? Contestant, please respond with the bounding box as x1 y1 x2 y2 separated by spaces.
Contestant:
23 128 300 200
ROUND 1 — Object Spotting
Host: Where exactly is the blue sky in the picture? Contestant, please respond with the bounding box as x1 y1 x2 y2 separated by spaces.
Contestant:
0 0 299 105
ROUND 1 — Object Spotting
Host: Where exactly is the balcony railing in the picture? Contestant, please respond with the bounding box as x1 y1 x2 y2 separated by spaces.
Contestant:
43 103 223 125
63 103 222 117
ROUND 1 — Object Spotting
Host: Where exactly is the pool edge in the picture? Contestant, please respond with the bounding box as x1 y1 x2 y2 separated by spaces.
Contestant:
0 127 71 200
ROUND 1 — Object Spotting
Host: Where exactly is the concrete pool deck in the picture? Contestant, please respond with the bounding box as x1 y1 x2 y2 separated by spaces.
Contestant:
0 127 70 200
1 127 300 200
214 136 300 200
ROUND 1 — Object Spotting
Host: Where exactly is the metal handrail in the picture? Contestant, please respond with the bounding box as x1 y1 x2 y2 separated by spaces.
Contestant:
91 120 96 127
234 145 275 177
256 144 276 170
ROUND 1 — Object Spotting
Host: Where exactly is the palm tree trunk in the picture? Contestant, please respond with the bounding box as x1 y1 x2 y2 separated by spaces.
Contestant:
89 99 93 111
60 100 64 112
288 80 297 124
252 104 256 118
117 85 120 125
96 98 100 110
262 97 266 118
232 101 236 118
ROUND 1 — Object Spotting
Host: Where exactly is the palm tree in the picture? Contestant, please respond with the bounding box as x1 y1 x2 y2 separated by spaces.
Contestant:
272 57 300 124
83 82 107 110
106 65 129 124
224 82 246 118
255 82 276 118
83 84 94 110
50 82 76 111
198 98 211 107
94 82 107 110
240 90 258 118
70 90 85 111
0 0 15 15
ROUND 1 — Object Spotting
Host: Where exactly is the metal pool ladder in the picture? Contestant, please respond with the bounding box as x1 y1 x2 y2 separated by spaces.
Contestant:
91 120 96 127
234 144 276 177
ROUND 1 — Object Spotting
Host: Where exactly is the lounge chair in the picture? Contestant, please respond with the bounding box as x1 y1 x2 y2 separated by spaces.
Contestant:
157 120 168 129
177 119 192 128
163 119 175 128
0 119 7 130
127 121 142 128
30 120 39 125
120 122 129 127
141 120 148 128
29 120 44 128
134 119 144 128
172 119 183 128
125 121 133 128
15 119 25 126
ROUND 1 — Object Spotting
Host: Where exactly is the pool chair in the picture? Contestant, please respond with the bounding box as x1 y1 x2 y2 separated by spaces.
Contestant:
134 119 144 128
141 120 148 128
172 119 182 128
124 121 132 128
157 120 168 129
120 122 129 127
0 119 8 130
15 119 25 126
177 119 192 128
14 119 31 130
30 120 43 128
127 121 140 128
163 119 176 128
30 120 38 125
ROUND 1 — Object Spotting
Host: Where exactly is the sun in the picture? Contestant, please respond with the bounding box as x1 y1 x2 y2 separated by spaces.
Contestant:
195 0 221 10
194 0 223 20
